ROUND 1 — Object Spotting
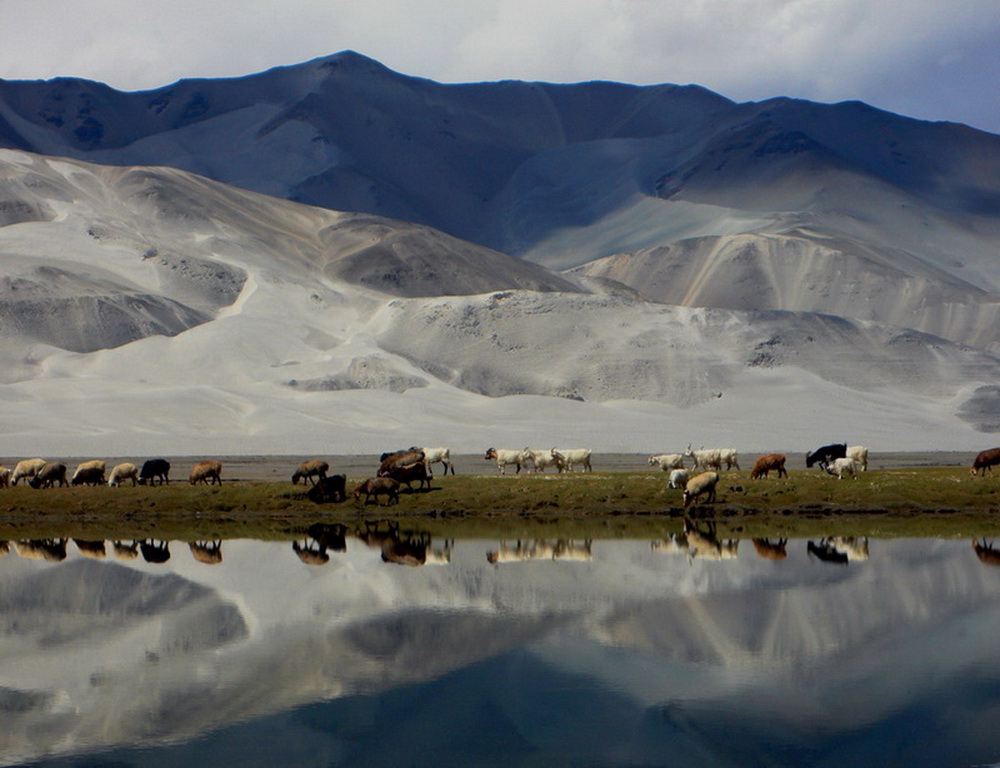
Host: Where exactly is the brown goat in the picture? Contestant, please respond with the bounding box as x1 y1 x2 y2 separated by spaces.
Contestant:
750 453 788 479
971 448 1000 476
292 459 329 485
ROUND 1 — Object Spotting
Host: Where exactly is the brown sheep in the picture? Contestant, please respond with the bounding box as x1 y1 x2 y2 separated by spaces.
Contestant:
378 450 424 476
71 460 106 485
354 477 401 505
189 460 223 485
71 466 106 486
28 462 68 489
0 466 9 488
750 453 788 479
386 460 433 491
292 459 329 485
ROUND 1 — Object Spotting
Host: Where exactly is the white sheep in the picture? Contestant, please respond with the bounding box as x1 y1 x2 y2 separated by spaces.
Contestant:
108 463 139 487
682 471 720 507
827 457 861 479
668 468 691 489
649 453 686 471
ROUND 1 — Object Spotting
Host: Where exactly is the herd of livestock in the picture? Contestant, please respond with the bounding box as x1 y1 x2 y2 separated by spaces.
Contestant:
1 442 999 509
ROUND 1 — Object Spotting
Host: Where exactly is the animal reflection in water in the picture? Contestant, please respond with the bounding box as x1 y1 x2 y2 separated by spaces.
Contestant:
486 539 593 564
293 523 348 566
650 521 739 561
112 540 140 559
972 539 1000 566
188 540 223 565
752 538 788 561
358 520 453 567
807 536 870 565
14 539 68 562
73 539 107 559
140 539 171 564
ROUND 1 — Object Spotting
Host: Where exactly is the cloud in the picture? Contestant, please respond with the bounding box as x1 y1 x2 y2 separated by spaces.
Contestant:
1 0 998 132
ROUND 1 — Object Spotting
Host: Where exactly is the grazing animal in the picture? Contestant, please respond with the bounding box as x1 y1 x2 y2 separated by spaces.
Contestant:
752 538 788 561
11 458 47 486
354 477 401 505
421 447 455 475
805 443 847 470
649 453 686 471
292 459 329 485
750 453 788 479
71 466 105 486
485 447 525 474
847 445 869 471
523 448 565 474
0 466 10 488
188 540 223 565
138 459 171 485
377 449 425 476
684 445 740 471
971 447 1000 476
386 460 433 491
189 460 223 485
307 474 347 504
668 468 691 489
28 462 68 489
71 460 106 486
682 471 720 507
551 447 592 472
108 463 139 487
380 447 419 462
973 539 1000 566
826 457 861 479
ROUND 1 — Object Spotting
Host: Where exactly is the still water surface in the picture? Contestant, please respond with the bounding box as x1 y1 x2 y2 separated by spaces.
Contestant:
3 527 1000 768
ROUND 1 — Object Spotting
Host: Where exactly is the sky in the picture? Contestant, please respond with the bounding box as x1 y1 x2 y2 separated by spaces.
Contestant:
1 0 999 135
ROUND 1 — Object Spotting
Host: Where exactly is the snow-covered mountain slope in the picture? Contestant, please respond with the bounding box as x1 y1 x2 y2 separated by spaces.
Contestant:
2 51 998 359
0 149 997 455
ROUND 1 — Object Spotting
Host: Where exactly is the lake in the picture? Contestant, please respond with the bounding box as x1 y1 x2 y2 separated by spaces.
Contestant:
3 523 1000 767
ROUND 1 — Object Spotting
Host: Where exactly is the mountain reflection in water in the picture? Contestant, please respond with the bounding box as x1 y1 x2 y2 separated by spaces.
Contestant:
2 532 1000 768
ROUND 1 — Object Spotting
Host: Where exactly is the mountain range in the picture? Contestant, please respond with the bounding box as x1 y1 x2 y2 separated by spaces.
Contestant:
0 51 998 455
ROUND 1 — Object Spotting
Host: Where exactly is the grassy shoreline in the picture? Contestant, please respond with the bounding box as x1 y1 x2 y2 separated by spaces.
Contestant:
2 466 1000 541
